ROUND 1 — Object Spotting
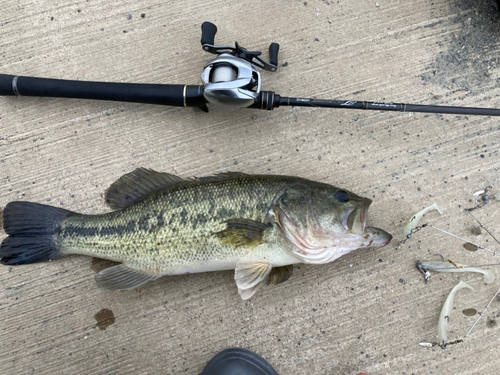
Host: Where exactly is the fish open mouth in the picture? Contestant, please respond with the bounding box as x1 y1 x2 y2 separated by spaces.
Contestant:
342 198 372 234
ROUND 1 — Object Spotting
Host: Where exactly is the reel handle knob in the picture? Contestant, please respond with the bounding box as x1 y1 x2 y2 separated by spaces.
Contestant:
201 22 217 47
268 43 280 69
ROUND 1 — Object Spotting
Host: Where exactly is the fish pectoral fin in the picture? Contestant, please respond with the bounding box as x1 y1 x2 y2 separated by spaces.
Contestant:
267 265 293 285
105 168 185 210
216 219 271 248
95 264 159 291
235 261 272 300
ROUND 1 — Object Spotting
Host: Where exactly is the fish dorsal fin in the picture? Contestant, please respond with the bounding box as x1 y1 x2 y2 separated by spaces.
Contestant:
216 219 271 248
95 264 159 291
267 265 293 285
105 168 185 210
234 261 273 300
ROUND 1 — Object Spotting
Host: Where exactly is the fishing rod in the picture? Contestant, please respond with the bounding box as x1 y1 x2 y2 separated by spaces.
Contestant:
1 21 500 117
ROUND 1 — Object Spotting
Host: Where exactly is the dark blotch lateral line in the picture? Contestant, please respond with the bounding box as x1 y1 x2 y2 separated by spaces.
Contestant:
217 207 231 218
62 220 138 237
179 209 189 225
168 215 176 226
195 213 207 224
137 214 151 231
100 221 137 236
157 214 165 228
61 225 101 237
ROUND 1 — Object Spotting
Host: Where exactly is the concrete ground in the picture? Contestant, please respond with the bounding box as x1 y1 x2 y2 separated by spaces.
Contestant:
1 0 500 374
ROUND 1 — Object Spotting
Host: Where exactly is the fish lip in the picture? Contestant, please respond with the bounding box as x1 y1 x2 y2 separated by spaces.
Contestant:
342 198 372 233
341 207 356 231
360 198 372 230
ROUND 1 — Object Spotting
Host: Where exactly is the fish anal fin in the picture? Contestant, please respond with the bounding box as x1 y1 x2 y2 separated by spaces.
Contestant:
105 168 185 210
234 261 272 300
267 265 293 285
95 264 159 291
216 219 270 248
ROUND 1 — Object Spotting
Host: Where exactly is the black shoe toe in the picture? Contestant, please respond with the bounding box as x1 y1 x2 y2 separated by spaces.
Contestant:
201 348 279 375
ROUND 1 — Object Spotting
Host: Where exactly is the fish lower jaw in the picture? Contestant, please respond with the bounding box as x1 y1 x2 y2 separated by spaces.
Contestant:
381 237 392 247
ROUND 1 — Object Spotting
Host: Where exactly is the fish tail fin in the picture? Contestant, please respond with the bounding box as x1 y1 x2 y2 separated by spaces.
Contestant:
0 202 73 265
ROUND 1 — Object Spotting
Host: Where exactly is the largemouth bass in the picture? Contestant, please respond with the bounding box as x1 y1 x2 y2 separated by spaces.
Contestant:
0 169 392 299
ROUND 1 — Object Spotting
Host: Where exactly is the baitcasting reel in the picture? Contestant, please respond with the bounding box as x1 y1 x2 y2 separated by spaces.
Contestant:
200 22 279 110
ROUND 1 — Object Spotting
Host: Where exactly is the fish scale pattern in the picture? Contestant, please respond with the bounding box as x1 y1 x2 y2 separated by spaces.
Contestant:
58 175 292 274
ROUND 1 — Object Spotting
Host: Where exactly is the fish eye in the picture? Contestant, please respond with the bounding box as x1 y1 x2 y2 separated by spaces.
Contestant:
334 189 350 203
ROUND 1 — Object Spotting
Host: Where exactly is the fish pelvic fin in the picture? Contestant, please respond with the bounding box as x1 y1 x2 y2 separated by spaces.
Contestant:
235 261 273 300
267 265 293 285
95 264 159 291
0 202 73 265
105 168 185 210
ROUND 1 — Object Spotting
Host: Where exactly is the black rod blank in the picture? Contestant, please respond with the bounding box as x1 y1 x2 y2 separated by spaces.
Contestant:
277 97 500 117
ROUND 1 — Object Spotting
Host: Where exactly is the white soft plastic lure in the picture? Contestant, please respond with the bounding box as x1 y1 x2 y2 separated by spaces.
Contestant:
421 261 495 284
472 189 486 196
404 203 443 237
438 281 473 346
419 342 433 348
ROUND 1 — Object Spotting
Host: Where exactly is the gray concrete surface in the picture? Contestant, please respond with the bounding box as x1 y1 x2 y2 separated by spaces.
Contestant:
1 0 500 374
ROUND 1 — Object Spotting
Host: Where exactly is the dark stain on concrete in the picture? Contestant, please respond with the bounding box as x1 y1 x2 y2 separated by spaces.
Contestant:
94 308 116 330
462 308 477 316
421 1 500 92
463 242 478 252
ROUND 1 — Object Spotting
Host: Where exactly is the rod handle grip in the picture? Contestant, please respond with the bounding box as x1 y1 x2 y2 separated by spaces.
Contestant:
0 74 207 108
0 74 17 95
